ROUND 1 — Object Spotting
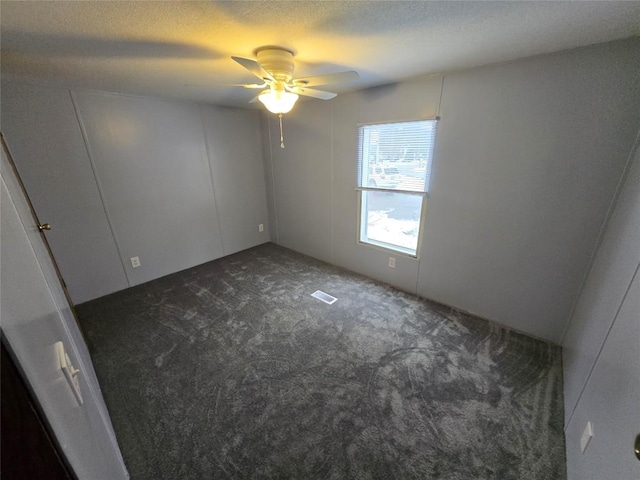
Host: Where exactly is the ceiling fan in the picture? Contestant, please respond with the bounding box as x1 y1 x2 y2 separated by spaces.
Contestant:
229 46 359 114
223 46 358 147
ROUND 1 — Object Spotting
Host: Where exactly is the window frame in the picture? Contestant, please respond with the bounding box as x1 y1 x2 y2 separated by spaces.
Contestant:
355 117 438 258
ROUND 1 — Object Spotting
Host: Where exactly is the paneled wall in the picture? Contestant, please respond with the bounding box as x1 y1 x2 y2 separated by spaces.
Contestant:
562 146 640 479
2 36 639 480
1 85 269 303
200 105 269 255
71 90 225 287
263 38 640 343
267 76 443 293
418 38 640 341
1 85 129 301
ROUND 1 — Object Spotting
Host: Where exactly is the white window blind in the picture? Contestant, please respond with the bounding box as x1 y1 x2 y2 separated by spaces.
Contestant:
357 119 438 193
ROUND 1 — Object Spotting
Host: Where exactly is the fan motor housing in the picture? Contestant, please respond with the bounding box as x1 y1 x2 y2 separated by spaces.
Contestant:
255 47 295 81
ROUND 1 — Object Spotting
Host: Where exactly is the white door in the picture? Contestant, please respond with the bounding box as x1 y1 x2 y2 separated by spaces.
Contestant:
1 141 129 479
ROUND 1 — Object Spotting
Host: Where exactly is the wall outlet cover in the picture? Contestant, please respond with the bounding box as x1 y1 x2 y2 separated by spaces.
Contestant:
388 257 396 268
130 256 141 268
580 421 593 454
259 224 264 233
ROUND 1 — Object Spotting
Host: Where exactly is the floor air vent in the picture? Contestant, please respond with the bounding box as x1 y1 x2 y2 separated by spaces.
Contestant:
311 290 337 305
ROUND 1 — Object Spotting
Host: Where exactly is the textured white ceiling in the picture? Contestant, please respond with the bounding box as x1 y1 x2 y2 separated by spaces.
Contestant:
2 1 639 108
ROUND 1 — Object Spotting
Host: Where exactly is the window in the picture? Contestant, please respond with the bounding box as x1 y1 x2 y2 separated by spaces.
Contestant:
357 119 437 256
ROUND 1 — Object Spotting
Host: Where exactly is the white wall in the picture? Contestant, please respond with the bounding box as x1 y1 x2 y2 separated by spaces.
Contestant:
1 147 129 479
1 85 269 303
418 38 640 341
0 84 129 302
200 104 269 255
562 145 640 480
71 90 225 287
263 38 640 342
267 75 443 291
266 99 335 264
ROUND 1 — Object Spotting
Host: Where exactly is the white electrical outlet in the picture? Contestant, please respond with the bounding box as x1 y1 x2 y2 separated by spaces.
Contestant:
258 224 264 233
388 256 396 268
580 421 593 454
130 256 141 268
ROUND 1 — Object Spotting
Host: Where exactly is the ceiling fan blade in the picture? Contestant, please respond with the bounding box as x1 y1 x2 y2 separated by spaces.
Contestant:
291 86 337 100
232 56 274 82
233 83 268 89
248 94 262 104
185 83 267 89
293 71 359 87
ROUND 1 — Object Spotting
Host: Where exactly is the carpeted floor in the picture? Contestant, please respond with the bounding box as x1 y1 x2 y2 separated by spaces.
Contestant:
78 243 566 480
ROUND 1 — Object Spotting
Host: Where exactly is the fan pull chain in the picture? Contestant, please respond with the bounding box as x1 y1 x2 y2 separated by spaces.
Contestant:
279 113 285 149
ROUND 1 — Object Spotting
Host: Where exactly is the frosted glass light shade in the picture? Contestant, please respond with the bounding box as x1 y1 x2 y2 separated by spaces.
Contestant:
258 89 299 114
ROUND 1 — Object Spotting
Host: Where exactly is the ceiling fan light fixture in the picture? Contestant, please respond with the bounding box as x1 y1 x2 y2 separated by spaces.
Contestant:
258 89 299 114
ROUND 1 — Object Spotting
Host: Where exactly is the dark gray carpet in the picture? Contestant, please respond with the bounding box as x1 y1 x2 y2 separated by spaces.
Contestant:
78 243 566 480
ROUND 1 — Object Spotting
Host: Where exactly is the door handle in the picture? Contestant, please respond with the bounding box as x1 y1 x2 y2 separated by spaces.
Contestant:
38 223 51 231
635 433 640 461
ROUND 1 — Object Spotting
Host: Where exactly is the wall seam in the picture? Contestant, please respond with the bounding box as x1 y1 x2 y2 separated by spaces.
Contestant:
330 101 335 263
415 75 446 296
559 129 640 344
69 90 131 287
267 115 279 244
198 105 226 255
563 262 640 430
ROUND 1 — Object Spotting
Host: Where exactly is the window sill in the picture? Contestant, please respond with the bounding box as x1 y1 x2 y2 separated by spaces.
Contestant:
357 239 419 259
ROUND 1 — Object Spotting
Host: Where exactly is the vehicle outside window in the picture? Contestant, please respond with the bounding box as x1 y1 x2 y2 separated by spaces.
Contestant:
368 166 401 188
